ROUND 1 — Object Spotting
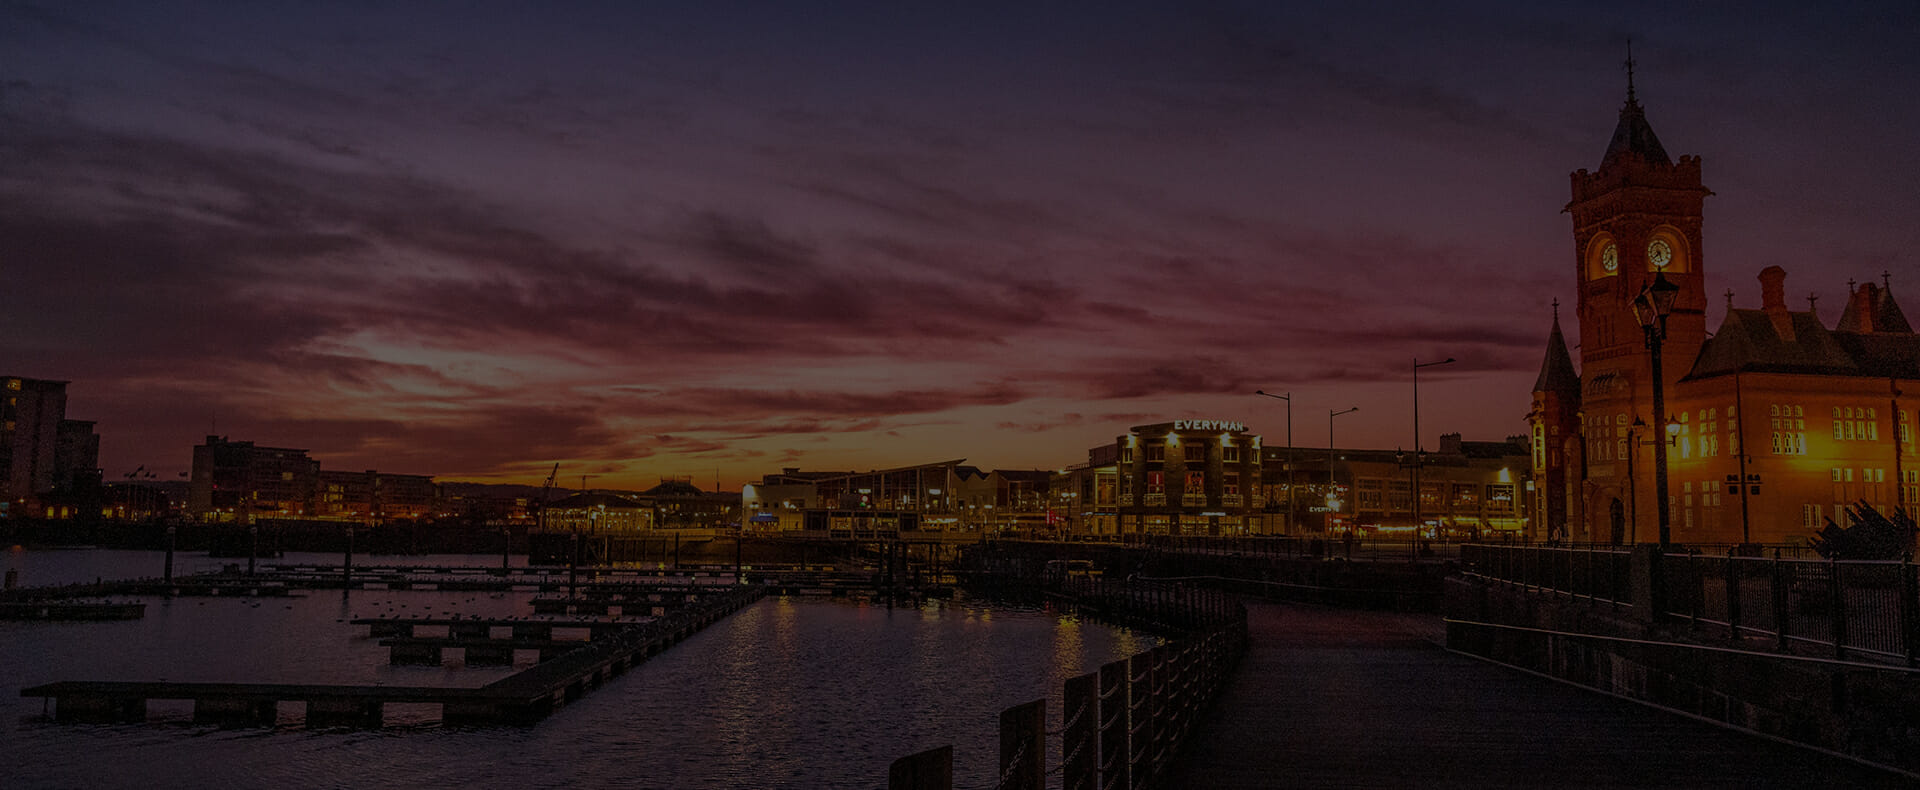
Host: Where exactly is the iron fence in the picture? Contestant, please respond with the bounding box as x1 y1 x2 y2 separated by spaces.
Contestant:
1459 543 1635 606
1461 544 1920 666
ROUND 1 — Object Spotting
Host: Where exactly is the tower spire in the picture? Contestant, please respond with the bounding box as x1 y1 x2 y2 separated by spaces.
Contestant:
1625 39 1637 104
1600 41 1669 168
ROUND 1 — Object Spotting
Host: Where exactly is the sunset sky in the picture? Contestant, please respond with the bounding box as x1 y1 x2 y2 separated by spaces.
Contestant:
6 2 1919 490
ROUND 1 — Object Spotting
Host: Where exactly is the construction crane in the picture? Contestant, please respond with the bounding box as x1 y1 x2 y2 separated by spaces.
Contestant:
538 463 559 530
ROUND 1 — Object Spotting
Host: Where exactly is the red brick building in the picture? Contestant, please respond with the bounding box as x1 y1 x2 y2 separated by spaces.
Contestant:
1530 80 1920 546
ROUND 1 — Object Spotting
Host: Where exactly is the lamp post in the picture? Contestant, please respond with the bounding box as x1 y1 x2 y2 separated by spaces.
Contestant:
1412 357 1455 551
1329 407 1359 536
1254 390 1294 535
1632 272 1681 548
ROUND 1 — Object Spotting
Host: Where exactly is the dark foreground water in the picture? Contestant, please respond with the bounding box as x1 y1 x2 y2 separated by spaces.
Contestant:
1 549 1154 789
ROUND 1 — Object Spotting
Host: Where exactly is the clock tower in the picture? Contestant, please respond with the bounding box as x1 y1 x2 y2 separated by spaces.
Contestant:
1562 63 1711 541
1568 69 1711 390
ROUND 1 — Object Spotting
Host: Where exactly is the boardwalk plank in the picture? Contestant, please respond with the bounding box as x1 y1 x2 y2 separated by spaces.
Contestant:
1165 602 1915 789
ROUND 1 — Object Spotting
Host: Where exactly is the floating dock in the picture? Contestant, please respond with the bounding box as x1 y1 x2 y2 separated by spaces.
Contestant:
0 602 146 621
21 586 766 727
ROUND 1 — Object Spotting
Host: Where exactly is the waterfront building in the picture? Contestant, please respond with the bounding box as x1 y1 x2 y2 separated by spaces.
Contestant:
187 435 320 523
1 376 99 518
742 461 1057 533
103 481 181 521
542 492 652 532
1112 420 1264 536
741 471 831 532
1528 80 1920 545
317 469 437 523
1338 434 1530 540
637 477 740 529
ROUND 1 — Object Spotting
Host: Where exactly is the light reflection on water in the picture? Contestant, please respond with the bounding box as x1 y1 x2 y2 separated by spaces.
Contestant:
1 550 1154 789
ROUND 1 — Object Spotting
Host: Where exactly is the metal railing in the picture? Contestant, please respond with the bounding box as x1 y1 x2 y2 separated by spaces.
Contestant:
1459 543 1634 606
889 579 1248 790
1461 544 1920 666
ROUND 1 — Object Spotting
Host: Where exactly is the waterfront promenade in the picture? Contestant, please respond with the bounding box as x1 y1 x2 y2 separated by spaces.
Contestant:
1166 602 1916 789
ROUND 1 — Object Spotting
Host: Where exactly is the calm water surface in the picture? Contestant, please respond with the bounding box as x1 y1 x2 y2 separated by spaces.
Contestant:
1 549 1154 789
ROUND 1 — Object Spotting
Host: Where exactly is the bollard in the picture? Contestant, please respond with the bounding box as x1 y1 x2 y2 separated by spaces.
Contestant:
343 527 355 587
247 525 259 576
888 745 953 790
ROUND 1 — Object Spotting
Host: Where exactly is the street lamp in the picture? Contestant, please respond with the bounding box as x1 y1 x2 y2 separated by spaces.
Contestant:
1412 357 1455 549
1254 390 1294 535
1329 407 1359 535
1632 272 1681 548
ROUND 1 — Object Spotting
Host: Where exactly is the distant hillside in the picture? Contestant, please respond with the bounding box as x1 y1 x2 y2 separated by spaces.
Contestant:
437 481 656 500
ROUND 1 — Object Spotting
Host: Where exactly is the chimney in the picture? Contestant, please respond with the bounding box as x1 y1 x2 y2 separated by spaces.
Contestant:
1759 266 1787 312
1758 266 1794 341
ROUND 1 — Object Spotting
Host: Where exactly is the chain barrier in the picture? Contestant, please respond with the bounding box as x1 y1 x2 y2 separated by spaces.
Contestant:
997 738 1028 789
1048 699 1087 736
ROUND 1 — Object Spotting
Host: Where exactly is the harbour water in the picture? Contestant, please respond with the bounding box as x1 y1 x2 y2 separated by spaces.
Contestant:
1 548 1155 789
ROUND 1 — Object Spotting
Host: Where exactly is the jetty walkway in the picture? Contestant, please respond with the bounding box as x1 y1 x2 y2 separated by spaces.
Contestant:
1165 602 1916 789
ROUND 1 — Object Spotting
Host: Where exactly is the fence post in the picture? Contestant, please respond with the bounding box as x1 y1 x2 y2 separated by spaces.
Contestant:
1773 549 1789 651
999 698 1046 790
1063 672 1098 790
1585 543 1594 602
888 746 953 790
1691 551 1704 627
1903 559 1919 668
1829 559 1847 660
1725 551 1742 642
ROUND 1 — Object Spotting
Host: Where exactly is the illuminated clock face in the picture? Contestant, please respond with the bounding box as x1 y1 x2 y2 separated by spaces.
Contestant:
1600 243 1618 273
1647 239 1673 269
